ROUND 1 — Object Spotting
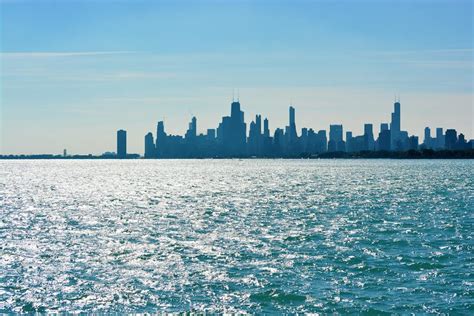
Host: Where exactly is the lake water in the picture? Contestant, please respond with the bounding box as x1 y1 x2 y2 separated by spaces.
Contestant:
0 159 473 313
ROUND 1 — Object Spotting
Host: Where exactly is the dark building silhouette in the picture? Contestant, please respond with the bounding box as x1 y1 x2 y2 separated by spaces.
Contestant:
436 128 444 149
288 106 297 142
185 116 197 141
263 118 270 138
390 101 401 149
364 123 375 151
117 129 127 158
423 127 433 149
144 132 155 158
328 124 344 152
457 133 468 150
217 100 247 156
248 114 263 156
445 129 458 150
156 121 167 157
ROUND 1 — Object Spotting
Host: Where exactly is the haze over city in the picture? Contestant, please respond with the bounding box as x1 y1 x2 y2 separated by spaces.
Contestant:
1 0 472 155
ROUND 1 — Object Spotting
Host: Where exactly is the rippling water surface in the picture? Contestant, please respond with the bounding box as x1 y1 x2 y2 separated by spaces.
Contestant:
0 159 473 313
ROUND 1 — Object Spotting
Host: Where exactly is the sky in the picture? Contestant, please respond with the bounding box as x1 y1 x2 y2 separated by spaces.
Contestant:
0 0 473 155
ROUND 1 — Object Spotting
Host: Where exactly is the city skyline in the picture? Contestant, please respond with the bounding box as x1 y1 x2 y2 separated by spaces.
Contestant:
104 97 471 159
1 94 473 156
1 0 473 154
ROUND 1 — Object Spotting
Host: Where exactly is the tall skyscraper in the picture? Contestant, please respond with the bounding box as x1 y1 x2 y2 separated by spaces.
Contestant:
156 121 167 157
219 101 247 156
346 131 353 152
364 123 375 150
424 127 432 149
328 124 344 152
144 132 155 158
185 116 197 141
248 114 263 156
263 118 270 138
436 128 444 149
390 101 401 149
445 129 458 150
117 129 127 158
255 115 262 136
288 106 297 142
329 125 343 142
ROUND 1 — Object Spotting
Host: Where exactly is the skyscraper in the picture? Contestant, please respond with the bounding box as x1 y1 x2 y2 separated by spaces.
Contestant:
263 118 270 138
117 129 127 158
390 101 401 149
288 106 297 142
346 131 353 152
144 132 155 158
328 124 344 152
219 101 247 156
423 127 432 149
329 125 343 141
248 114 263 156
445 129 457 150
185 116 197 141
436 128 444 149
156 121 167 157
255 115 262 136
364 123 374 150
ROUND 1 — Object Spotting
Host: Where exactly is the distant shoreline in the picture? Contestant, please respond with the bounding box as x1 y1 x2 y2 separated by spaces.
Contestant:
1 149 473 160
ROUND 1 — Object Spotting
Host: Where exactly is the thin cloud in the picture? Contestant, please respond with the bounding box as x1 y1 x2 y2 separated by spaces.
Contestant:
0 51 136 58
365 48 474 70
369 48 474 56
1 70 178 82
101 96 197 104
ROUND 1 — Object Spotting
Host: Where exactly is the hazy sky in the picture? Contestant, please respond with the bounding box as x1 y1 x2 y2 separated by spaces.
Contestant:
1 0 473 155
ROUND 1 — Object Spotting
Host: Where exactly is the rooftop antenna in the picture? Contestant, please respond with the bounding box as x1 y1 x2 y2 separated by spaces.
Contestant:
232 88 235 102
237 88 240 102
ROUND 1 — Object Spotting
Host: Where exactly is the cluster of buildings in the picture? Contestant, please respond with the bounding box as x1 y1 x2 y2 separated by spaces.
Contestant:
115 99 472 158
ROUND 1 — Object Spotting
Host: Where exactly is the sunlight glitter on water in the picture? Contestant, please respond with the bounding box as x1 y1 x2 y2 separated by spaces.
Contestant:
0 159 473 313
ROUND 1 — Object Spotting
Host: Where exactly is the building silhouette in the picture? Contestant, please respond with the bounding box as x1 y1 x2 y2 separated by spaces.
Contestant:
435 128 444 149
328 124 344 152
117 129 127 158
144 132 155 158
445 129 457 150
390 101 401 149
364 124 375 151
217 100 247 156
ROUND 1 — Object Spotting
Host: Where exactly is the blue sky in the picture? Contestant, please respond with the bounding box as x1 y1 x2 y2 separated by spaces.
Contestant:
1 0 473 154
